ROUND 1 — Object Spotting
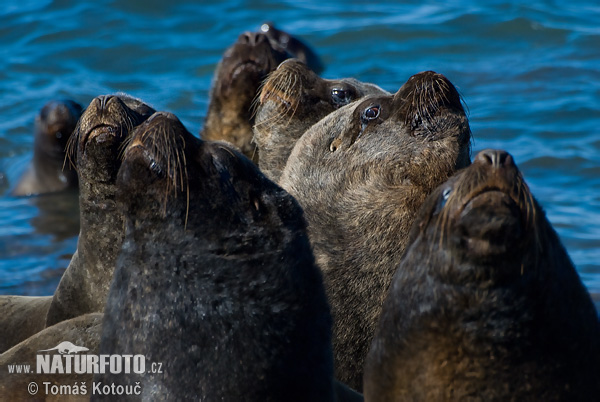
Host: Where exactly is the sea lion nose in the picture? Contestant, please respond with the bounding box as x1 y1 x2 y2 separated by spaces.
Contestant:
475 149 514 169
238 31 268 46
97 95 115 111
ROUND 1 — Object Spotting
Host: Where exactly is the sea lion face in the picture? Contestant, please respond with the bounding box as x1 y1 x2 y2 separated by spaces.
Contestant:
202 31 290 161
216 32 288 102
119 112 300 244
411 149 536 276
281 70 471 201
69 94 154 184
254 59 388 181
36 100 83 158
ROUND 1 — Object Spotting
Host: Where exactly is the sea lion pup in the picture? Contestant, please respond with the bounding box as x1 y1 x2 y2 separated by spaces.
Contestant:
12 99 83 196
0 313 102 401
201 27 322 164
260 22 325 74
279 71 472 391
45 94 155 327
364 149 600 401
96 112 338 401
254 59 389 182
0 296 52 353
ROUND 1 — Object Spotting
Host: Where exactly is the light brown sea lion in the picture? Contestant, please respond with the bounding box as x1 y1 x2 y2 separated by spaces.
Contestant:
45 94 154 327
364 149 600 401
12 99 83 196
201 26 322 163
95 112 344 401
280 71 472 391
254 59 389 182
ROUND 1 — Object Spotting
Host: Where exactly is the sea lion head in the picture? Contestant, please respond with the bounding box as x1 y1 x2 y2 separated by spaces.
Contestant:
281 70 471 204
408 148 539 281
68 94 154 184
119 111 304 246
215 31 288 102
202 31 291 161
36 99 83 159
254 59 388 181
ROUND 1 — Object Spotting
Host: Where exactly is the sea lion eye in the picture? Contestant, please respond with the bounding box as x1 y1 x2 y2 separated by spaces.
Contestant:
363 105 380 120
149 160 164 177
434 187 452 215
442 187 452 201
331 88 354 106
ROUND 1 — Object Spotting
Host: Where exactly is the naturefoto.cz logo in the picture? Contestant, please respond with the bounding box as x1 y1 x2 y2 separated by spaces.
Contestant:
37 341 148 375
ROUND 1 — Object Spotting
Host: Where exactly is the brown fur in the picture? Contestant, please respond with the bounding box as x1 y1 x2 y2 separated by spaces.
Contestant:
45 94 154 327
201 28 322 164
364 150 600 401
254 59 388 182
0 313 102 402
12 100 83 196
0 296 52 353
279 71 472 391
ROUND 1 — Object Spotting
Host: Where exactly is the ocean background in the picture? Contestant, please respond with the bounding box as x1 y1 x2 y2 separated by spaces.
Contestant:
0 0 599 310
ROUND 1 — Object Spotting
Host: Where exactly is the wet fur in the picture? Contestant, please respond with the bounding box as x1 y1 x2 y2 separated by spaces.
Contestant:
97 112 335 401
279 71 471 391
364 150 600 401
253 60 389 182
201 29 322 164
12 99 82 196
46 94 154 327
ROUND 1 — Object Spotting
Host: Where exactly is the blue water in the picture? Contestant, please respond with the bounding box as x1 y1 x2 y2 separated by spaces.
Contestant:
1 1 599 307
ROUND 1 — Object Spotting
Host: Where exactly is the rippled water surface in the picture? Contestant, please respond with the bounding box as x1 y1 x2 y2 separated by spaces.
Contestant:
1 1 599 308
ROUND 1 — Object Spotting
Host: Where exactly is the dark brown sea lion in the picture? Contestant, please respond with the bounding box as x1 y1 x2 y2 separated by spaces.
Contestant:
0 296 52 353
45 94 155 327
254 59 389 182
279 71 472 391
95 112 339 401
364 149 600 401
260 22 324 74
12 99 83 196
0 313 102 401
201 27 322 163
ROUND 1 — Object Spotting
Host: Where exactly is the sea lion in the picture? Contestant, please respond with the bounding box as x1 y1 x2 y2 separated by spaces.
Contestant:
279 71 472 391
364 149 600 401
254 59 389 182
260 22 325 74
12 99 83 196
0 313 102 402
95 112 337 401
0 296 52 353
45 94 155 327
201 26 322 164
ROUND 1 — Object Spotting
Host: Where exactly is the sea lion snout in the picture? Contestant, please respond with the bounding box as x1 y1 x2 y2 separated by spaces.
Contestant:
237 31 269 47
474 148 514 170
